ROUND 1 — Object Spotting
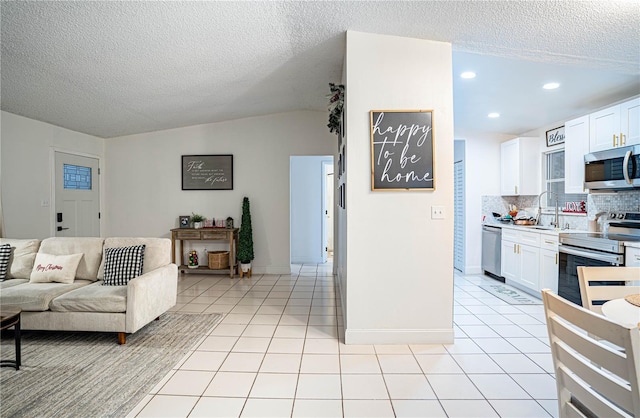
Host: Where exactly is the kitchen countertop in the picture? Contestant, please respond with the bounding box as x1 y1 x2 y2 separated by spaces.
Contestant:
483 222 586 236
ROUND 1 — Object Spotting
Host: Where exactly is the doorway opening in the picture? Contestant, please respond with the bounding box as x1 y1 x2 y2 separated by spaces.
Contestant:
290 156 334 264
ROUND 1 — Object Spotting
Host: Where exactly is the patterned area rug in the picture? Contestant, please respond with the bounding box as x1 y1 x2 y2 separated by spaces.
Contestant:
479 283 543 305
0 312 222 418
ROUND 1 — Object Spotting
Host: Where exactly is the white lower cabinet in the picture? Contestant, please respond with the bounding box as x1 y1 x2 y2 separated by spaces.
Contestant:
540 248 559 293
501 228 558 295
626 246 640 267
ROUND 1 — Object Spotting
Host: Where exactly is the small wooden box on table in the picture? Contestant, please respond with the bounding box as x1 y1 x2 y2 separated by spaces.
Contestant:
171 228 239 278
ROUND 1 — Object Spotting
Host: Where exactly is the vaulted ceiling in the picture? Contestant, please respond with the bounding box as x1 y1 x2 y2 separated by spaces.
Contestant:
1 1 639 138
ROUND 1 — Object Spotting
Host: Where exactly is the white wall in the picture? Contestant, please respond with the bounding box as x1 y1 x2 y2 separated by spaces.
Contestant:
104 111 335 274
342 31 455 344
0 111 105 239
290 155 332 264
454 129 511 274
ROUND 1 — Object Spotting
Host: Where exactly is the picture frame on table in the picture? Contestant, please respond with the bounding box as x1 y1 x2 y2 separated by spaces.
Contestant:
179 216 190 228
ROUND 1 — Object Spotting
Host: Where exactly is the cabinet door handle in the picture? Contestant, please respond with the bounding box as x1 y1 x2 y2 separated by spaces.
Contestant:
621 132 626 146
544 240 555 245
515 185 518 194
613 134 618 147
514 243 517 253
555 253 558 264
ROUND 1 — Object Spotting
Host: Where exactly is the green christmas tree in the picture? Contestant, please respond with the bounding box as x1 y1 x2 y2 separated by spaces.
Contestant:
237 197 254 263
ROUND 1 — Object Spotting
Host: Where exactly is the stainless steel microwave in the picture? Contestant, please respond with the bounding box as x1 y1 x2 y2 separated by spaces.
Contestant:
584 144 640 190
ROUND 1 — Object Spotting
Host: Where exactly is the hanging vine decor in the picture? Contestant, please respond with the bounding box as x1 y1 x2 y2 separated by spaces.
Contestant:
327 83 344 135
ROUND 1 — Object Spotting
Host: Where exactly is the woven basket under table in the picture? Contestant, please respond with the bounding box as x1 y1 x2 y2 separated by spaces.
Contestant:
208 251 230 269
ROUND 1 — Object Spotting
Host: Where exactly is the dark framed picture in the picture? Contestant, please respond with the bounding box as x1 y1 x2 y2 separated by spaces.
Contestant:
182 155 233 190
370 110 434 191
179 215 190 228
546 126 565 147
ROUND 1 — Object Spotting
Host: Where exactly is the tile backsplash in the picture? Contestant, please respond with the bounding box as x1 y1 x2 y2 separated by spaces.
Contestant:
482 190 640 231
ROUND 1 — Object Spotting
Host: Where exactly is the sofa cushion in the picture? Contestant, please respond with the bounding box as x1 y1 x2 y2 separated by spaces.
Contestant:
50 281 127 313
0 280 92 311
98 238 170 279
0 278 28 289
39 237 104 281
102 245 145 286
30 253 84 284
0 239 41 279
0 243 10 279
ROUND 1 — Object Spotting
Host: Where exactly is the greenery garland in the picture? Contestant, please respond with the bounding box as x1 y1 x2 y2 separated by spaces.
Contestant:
327 83 344 135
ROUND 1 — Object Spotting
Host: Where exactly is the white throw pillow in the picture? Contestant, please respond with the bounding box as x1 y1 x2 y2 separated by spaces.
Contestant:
30 253 84 284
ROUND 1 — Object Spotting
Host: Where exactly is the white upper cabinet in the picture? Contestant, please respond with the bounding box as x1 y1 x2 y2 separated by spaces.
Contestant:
500 137 540 196
589 98 640 152
564 115 589 193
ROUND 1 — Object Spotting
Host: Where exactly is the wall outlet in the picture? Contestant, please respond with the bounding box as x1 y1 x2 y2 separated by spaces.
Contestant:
431 205 445 219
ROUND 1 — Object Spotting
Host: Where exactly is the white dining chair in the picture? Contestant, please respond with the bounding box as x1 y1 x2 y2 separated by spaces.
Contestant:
577 266 640 314
542 289 640 417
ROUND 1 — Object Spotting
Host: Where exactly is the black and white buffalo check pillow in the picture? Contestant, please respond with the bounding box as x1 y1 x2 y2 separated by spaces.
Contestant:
102 244 145 286
0 243 11 280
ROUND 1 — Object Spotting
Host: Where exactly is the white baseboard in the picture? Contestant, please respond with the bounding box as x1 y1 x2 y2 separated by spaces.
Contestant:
344 328 454 345
464 265 483 275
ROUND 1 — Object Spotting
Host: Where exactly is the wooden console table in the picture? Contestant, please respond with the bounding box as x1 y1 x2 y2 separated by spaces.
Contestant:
170 228 239 277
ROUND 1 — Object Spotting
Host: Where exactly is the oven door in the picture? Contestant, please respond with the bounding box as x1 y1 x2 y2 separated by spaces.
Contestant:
557 245 624 306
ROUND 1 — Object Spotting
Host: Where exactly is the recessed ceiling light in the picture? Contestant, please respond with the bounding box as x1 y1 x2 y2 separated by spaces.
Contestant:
488 112 500 118
543 82 560 90
460 71 476 79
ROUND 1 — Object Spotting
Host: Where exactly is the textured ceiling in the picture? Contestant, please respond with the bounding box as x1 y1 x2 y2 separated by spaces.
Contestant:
1 1 639 138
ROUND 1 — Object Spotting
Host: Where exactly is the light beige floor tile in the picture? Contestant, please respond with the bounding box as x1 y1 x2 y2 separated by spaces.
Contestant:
340 354 381 374
230 305 261 314
339 343 376 355
209 324 246 337
451 353 504 374
259 353 302 373
439 399 499 417
250 314 281 325
240 399 294 418
157 370 215 396
232 337 271 353
136 394 199 418
219 352 265 372
274 325 307 338
383 374 436 400
278 314 309 326
341 374 389 400
180 351 227 371
241 324 277 338
292 399 342 418
249 373 298 398
342 400 395 417
196 336 238 352
267 338 305 354
189 397 246 418
303 338 339 354
306 325 337 339
377 355 422 374
295 374 342 399
426 375 484 399
300 354 340 374
391 400 447 417
179 304 209 313
203 372 257 397
415 354 464 374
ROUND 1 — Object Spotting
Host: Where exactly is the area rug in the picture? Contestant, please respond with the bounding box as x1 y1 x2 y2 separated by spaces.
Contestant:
479 283 543 305
0 312 223 418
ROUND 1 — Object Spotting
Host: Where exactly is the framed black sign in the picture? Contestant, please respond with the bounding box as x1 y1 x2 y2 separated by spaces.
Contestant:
370 110 434 191
546 126 565 147
181 155 233 190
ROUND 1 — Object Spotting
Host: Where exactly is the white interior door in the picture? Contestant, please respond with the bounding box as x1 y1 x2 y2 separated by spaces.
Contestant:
55 152 100 237
324 163 334 259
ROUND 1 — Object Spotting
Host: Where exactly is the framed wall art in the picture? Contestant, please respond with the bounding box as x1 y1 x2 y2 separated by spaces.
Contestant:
370 110 434 191
182 154 233 190
546 126 565 147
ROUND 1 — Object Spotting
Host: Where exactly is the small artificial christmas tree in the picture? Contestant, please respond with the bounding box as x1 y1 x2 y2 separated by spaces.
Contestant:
237 197 254 264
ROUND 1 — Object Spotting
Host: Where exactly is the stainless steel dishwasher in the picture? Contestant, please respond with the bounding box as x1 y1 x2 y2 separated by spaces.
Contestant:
482 225 503 280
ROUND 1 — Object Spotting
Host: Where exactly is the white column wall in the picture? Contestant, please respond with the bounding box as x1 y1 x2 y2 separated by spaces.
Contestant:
343 31 455 344
104 110 335 274
0 111 105 239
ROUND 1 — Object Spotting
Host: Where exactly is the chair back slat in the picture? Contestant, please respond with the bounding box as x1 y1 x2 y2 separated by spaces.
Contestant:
542 289 640 418
556 340 632 411
557 367 632 418
578 266 640 313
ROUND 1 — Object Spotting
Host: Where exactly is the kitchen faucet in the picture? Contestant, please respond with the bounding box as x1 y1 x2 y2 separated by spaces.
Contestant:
536 190 559 228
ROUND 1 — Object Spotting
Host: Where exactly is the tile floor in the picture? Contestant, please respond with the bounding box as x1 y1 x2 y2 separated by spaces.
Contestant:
127 264 558 418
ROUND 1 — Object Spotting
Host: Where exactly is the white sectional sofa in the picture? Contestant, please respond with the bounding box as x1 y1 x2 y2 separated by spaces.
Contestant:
0 237 178 344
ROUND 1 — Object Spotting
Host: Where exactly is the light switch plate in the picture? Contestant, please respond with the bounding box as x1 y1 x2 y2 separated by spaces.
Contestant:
431 205 445 219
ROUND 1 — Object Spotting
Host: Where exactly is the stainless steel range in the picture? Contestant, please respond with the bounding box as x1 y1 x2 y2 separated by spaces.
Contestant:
558 211 640 305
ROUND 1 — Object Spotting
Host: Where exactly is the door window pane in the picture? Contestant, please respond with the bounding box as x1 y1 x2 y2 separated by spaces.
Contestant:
63 164 92 190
